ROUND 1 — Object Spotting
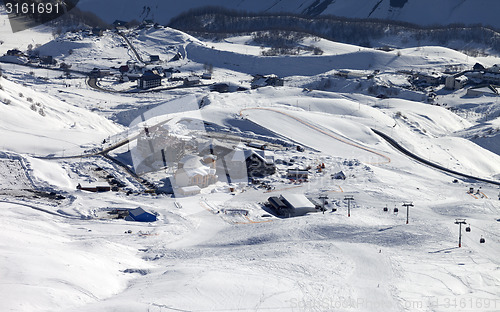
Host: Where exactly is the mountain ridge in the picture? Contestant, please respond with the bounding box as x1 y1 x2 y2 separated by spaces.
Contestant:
75 0 500 30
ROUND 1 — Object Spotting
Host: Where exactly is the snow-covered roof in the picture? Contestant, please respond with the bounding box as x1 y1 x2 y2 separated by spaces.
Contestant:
280 194 315 210
77 182 109 188
230 149 274 164
179 155 204 169
185 76 200 82
251 77 267 87
179 185 201 192
468 86 498 95
177 166 215 178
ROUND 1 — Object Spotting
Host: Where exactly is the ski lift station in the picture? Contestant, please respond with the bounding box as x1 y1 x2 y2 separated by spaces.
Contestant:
268 194 319 217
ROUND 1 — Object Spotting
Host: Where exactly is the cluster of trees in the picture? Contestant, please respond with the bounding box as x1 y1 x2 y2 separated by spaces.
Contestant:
168 7 500 52
48 6 110 30
252 31 323 56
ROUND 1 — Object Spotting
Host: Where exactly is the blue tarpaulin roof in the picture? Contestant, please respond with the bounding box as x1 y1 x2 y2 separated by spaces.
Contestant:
125 208 157 222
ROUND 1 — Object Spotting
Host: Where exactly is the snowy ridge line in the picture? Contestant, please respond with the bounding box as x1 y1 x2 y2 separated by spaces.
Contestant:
372 128 500 186
34 117 170 160
240 107 391 164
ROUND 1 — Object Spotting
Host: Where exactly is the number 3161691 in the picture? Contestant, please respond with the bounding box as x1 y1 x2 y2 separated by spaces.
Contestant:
6 2 60 15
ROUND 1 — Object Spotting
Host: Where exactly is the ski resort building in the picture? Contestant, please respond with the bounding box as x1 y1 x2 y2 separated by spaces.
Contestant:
414 72 441 85
183 76 200 86
76 183 111 192
174 155 217 188
225 149 276 179
445 74 469 90
251 74 284 89
125 208 157 222
287 168 309 181
269 194 318 217
332 171 347 180
138 71 162 89
467 85 500 97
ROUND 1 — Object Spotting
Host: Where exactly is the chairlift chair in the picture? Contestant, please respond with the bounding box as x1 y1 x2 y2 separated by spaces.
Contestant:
466 225 471 232
383 206 388 212
480 236 485 244
393 207 399 213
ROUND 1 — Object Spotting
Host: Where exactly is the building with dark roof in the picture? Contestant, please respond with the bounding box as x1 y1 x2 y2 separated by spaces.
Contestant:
125 208 157 222
138 71 162 89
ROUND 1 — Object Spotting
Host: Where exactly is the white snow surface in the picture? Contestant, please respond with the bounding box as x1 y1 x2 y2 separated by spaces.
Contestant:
0 13 500 312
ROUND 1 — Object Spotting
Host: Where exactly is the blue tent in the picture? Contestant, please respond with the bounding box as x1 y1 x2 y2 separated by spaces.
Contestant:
125 208 157 222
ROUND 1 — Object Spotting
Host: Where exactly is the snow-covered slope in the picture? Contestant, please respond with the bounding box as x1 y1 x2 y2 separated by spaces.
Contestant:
0 76 123 155
76 0 500 29
0 7 53 55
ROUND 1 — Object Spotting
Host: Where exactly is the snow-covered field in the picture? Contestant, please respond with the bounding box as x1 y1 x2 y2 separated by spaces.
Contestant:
1 7 500 312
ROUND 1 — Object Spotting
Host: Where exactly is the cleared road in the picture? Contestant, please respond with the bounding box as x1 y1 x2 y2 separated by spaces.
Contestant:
372 128 500 186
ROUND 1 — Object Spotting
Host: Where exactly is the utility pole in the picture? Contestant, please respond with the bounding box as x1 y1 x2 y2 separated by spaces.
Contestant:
344 195 354 217
319 194 328 214
455 219 467 247
402 202 414 224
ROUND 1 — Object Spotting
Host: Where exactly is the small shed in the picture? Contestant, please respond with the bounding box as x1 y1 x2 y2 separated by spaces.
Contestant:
119 65 129 73
332 171 346 180
177 185 201 196
210 83 229 93
77 183 111 192
184 76 200 86
287 168 309 180
473 63 485 71
251 74 284 89
125 208 157 222
246 142 267 150
149 55 160 62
